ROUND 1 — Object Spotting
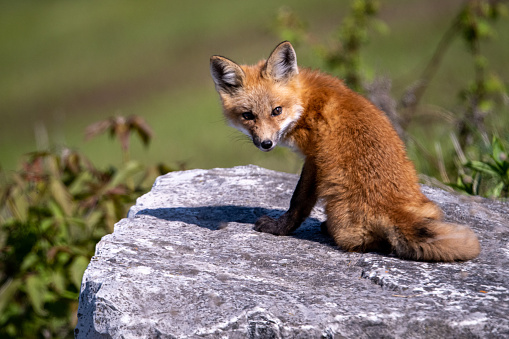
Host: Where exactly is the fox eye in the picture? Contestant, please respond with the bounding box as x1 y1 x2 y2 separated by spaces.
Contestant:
242 112 255 120
272 106 283 116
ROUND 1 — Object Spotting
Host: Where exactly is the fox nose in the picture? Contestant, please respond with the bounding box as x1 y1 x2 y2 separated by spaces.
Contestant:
261 140 273 150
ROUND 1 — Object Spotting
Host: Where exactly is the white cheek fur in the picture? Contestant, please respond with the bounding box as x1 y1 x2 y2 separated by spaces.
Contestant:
228 120 252 139
279 104 303 136
278 104 304 152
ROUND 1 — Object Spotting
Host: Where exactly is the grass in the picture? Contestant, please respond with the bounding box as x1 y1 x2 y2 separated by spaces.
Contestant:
1 0 508 178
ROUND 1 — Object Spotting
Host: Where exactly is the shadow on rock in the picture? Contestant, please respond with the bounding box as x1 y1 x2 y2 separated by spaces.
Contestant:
135 205 336 246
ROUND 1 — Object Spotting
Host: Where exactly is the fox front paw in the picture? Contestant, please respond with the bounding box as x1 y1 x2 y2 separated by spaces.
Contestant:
254 215 289 235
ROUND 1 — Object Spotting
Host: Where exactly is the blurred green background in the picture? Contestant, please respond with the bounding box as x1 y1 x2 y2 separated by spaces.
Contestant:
2 0 506 176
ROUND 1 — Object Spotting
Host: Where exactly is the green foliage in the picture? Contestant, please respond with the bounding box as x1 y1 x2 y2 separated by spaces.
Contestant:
450 135 509 199
0 116 169 338
274 7 308 48
456 0 509 148
322 0 387 91
274 0 387 91
85 115 153 164
445 1 509 199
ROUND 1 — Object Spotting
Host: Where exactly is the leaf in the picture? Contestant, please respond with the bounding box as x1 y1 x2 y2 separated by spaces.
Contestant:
85 119 112 141
372 18 390 35
50 270 67 294
84 210 103 231
60 290 80 300
0 278 23 315
476 19 494 39
45 153 62 178
447 183 469 194
25 275 48 316
485 73 506 94
50 177 73 216
40 218 53 232
69 256 90 289
478 99 494 113
107 160 144 189
488 181 505 198
102 200 117 233
48 199 64 220
68 171 94 196
491 135 507 168
20 252 39 271
466 160 501 177
129 115 153 147
8 188 29 222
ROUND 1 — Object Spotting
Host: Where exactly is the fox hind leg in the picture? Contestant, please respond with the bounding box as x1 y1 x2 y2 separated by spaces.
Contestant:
325 219 392 254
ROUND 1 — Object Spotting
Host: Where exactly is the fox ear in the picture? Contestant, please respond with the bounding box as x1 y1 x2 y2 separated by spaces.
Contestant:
264 41 298 82
210 56 245 94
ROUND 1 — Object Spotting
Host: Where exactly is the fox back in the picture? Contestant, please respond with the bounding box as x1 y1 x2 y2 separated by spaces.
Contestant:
210 41 481 262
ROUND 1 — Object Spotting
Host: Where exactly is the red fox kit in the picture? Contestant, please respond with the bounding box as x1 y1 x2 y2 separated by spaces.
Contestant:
210 41 480 262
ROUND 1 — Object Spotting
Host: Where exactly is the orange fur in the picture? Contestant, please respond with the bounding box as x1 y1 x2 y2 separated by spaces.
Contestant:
210 41 480 262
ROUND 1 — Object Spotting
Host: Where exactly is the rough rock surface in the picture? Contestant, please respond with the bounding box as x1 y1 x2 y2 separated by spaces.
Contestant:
75 165 509 338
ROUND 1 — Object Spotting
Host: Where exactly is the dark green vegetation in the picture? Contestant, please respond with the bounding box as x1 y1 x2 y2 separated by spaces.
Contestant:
0 0 508 337
0 118 167 338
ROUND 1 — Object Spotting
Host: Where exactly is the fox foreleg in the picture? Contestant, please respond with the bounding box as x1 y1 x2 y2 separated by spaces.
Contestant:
254 157 318 235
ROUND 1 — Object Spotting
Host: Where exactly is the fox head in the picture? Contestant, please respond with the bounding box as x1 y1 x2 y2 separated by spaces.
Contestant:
210 41 303 152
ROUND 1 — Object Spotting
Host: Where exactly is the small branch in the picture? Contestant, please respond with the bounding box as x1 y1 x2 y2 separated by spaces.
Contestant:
399 9 463 126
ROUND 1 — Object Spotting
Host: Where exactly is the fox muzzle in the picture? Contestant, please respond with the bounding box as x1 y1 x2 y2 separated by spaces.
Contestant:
253 137 276 152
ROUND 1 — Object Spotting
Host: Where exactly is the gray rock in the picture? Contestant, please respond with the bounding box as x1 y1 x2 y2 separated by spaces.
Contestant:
75 165 509 338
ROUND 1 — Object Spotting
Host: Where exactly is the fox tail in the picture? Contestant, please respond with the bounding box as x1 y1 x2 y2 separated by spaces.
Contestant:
390 220 481 262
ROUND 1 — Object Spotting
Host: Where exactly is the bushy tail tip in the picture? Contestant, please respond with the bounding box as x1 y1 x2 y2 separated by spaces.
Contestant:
396 221 480 262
